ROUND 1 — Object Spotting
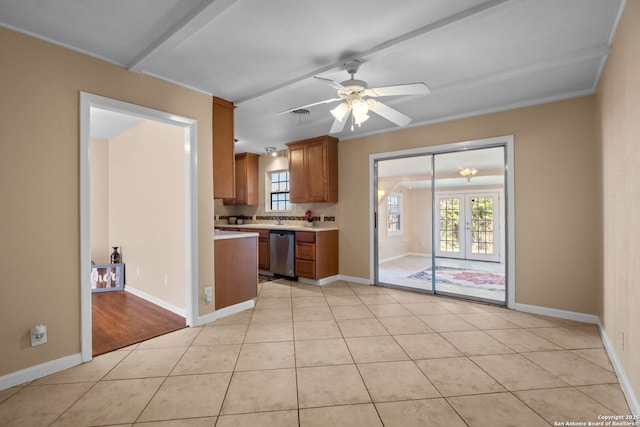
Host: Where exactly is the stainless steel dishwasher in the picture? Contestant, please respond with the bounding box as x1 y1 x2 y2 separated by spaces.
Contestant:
269 230 296 278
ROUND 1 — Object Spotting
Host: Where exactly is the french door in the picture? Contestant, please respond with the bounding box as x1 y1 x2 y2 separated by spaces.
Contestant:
436 192 500 262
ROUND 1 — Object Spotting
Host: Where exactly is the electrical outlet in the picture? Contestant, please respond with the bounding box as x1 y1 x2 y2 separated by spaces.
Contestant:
136 266 140 276
30 325 47 347
204 286 213 303
620 332 625 351
164 274 168 285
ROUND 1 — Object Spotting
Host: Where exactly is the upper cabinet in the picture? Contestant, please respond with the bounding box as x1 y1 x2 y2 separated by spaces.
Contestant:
223 153 259 205
212 97 235 199
286 135 338 203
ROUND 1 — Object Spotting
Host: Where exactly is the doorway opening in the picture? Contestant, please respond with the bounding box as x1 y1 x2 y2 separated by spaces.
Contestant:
372 137 514 307
80 93 199 362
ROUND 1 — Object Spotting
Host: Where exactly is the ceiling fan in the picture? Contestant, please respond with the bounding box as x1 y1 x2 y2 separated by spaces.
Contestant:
279 60 430 133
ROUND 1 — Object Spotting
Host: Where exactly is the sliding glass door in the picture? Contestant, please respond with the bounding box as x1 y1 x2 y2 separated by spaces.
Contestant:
374 144 507 305
433 147 506 303
374 154 432 291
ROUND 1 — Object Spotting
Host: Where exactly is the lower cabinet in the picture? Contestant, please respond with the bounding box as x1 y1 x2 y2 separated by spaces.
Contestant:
295 230 338 280
251 230 270 270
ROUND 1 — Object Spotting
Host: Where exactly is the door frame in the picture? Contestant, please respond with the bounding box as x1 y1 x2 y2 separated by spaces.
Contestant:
370 135 515 308
79 92 199 362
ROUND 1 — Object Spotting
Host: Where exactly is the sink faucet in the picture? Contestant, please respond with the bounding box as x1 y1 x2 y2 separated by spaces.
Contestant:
276 217 283 225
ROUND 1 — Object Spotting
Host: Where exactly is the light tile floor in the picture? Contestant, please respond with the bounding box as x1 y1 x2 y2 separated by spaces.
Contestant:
0 279 632 426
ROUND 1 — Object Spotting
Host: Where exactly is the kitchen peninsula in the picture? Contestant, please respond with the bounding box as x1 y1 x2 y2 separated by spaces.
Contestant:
213 230 258 310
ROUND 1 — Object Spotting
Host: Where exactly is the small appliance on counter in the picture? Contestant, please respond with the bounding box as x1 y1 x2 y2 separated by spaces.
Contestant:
227 216 237 224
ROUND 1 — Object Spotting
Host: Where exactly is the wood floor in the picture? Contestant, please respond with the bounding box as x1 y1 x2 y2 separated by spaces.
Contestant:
92 290 186 356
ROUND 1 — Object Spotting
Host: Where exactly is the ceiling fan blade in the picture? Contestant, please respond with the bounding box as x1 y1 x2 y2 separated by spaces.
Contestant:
368 100 412 127
330 111 350 133
365 82 430 98
276 97 342 115
314 76 347 91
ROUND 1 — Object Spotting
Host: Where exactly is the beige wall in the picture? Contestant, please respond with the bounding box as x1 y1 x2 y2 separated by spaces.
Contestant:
376 185 433 262
90 138 110 264
408 188 432 256
109 120 186 310
595 0 640 405
377 188 411 262
0 28 212 376
338 95 598 314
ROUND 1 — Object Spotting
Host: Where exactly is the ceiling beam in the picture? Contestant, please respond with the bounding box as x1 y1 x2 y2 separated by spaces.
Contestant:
234 0 510 104
128 0 237 73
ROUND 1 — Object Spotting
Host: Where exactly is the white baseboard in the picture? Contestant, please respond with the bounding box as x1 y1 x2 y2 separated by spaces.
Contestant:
514 303 600 324
125 286 186 318
408 252 432 258
379 253 431 264
337 275 371 285
598 322 640 417
0 353 82 391
298 275 342 286
194 299 255 327
379 253 409 264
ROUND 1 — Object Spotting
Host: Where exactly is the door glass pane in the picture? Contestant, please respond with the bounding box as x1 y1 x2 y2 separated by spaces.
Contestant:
433 147 506 304
470 197 494 255
375 155 432 291
439 197 461 253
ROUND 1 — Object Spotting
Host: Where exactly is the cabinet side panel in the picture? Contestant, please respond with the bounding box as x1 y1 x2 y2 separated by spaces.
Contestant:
214 237 258 309
246 153 260 205
212 97 235 199
327 138 339 202
316 230 339 278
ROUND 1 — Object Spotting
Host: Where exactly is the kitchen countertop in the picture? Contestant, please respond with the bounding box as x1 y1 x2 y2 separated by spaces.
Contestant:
216 224 338 232
214 229 259 240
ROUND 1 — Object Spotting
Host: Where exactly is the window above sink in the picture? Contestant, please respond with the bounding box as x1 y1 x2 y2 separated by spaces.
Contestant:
267 169 292 212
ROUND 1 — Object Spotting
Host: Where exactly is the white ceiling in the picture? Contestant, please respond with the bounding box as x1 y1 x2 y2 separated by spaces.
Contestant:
1 0 624 154
90 108 145 140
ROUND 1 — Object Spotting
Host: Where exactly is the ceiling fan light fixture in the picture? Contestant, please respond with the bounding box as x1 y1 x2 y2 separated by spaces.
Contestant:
354 113 369 126
351 98 369 117
330 102 350 122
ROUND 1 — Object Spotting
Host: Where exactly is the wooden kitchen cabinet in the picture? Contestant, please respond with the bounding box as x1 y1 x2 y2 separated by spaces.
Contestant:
245 229 270 270
257 232 270 270
286 135 338 203
223 153 259 205
295 230 338 280
212 96 235 199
